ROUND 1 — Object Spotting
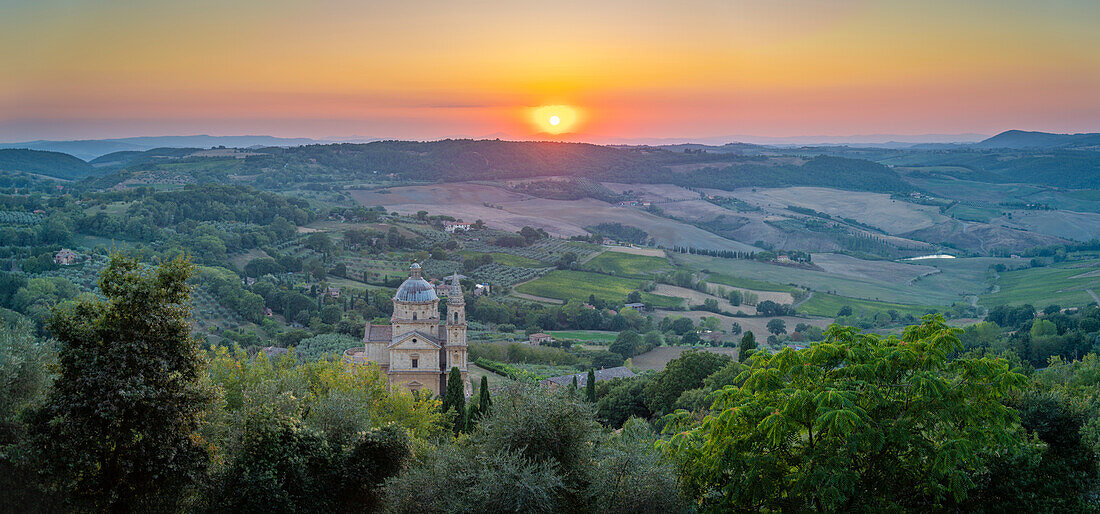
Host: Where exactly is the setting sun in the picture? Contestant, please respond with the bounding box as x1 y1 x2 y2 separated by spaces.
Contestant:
531 105 579 135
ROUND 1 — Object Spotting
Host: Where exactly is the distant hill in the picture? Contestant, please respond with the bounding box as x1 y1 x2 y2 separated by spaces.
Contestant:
0 149 95 180
0 135 340 160
974 130 1100 149
89 147 206 169
78 139 914 194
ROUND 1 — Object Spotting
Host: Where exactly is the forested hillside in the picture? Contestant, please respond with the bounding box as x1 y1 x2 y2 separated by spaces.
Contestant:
0 149 95 180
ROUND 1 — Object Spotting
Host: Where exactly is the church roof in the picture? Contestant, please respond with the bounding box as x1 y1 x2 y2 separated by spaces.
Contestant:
395 277 438 302
363 323 393 343
395 262 439 302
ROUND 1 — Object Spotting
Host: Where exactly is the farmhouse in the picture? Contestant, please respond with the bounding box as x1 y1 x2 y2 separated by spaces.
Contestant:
624 302 647 312
541 367 637 389
444 221 472 233
344 263 470 396
528 332 554 345
53 248 78 265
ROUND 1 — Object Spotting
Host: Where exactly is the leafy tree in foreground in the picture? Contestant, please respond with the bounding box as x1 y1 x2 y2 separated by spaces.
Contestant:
661 315 1027 512
0 318 57 512
643 350 730 419
384 445 563 514
26 255 213 512
590 418 684 513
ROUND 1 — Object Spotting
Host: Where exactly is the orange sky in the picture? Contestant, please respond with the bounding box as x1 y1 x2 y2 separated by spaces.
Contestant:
1 0 1097 142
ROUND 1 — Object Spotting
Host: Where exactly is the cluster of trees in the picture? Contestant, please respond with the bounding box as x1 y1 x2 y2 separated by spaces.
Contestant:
0 185 316 270
509 177 624 202
584 223 649 245
595 350 740 427
0 255 438 512
494 226 549 248
4 257 1100 511
0 272 79 332
965 304 1100 368
660 317 1095 511
467 296 652 334
667 245 759 260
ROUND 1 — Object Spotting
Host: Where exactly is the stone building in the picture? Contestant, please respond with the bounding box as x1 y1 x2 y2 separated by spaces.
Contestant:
53 248 78 266
344 263 470 396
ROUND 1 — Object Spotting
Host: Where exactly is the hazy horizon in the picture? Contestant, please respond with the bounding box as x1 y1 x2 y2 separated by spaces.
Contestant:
0 130 999 146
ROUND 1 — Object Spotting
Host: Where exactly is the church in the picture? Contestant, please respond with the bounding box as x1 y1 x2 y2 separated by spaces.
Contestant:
344 263 470 397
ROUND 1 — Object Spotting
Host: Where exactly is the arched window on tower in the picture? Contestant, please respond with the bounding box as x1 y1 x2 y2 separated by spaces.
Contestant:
453 312 458 322
412 312 417 320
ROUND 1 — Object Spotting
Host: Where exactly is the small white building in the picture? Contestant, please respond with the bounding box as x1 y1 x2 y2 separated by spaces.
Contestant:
444 221 472 233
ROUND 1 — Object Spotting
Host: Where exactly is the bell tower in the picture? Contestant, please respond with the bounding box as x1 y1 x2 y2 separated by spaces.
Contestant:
444 273 470 395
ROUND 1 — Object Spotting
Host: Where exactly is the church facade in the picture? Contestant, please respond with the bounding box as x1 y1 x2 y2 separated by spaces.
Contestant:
344 263 470 397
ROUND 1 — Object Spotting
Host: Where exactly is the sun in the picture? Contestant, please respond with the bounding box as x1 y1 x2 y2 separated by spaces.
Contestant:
531 105 579 135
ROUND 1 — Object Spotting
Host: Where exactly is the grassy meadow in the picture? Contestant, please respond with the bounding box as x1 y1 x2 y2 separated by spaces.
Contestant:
981 260 1100 308
582 251 672 278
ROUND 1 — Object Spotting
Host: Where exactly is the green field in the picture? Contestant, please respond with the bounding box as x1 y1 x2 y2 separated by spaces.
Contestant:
549 330 618 342
945 204 1001 223
582 251 672 278
460 251 545 267
981 260 1100 308
799 292 936 318
515 270 682 308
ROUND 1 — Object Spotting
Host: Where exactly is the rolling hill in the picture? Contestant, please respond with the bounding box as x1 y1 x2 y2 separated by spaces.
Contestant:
0 149 95 179
973 130 1100 149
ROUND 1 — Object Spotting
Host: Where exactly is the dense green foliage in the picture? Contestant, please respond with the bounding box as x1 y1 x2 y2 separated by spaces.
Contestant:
0 149 95 179
662 316 1026 511
24 255 212 512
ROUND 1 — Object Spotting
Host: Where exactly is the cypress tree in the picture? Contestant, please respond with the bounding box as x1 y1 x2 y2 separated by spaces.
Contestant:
585 369 596 402
478 375 491 416
739 331 757 363
443 366 466 434
571 375 579 391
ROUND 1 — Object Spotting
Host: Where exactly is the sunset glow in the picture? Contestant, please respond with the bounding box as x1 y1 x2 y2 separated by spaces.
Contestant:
0 0 1097 142
532 105 579 135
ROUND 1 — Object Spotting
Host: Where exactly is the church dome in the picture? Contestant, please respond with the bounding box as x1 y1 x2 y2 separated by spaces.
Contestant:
395 263 438 302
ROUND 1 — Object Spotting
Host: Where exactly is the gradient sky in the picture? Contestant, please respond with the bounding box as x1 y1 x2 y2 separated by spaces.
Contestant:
1 0 1098 142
